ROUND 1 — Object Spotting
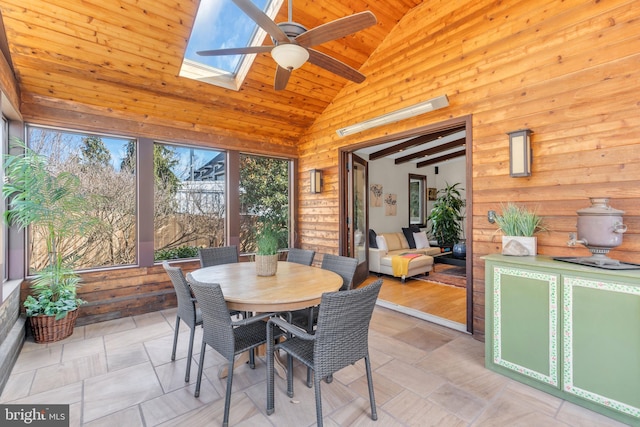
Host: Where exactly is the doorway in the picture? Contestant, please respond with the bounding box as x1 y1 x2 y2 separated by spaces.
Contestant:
340 115 473 333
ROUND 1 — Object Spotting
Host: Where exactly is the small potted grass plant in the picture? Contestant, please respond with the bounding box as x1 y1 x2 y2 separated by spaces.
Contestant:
494 203 546 256
254 222 281 276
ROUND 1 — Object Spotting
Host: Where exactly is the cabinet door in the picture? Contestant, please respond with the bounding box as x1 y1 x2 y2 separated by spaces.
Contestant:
563 276 640 420
489 265 559 387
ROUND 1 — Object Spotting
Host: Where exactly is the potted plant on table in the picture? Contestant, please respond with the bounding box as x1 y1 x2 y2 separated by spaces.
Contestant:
254 222 281 276
3 140 97 343
494 202 546 256
428 182 466 253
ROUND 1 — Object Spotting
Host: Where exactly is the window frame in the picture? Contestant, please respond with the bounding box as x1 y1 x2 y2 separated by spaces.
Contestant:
409 173 427 227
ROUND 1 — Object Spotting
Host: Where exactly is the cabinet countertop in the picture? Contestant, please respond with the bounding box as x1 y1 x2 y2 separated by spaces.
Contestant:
483 254 640 283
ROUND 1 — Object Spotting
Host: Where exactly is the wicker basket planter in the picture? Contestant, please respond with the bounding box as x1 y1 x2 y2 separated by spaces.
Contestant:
29 309 79 343
255 254 278 276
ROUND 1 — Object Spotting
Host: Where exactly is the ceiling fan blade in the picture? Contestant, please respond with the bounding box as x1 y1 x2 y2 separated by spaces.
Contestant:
274 66 291 91
307 49 366 83
197 46 273 56
295 11 377 48
232 0 289 44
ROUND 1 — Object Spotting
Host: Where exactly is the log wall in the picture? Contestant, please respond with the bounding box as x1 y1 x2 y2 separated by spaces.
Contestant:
296 0 640 340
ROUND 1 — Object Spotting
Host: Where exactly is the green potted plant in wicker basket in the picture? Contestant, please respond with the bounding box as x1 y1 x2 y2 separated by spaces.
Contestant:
254 222 281 276
3 140 96 343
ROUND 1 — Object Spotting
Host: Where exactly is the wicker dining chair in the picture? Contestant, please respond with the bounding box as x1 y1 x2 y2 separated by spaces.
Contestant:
198 245 239 267
266 279 383 427
291 253 358 332
286 248 316 266
186 274 284 427
162 261 202 383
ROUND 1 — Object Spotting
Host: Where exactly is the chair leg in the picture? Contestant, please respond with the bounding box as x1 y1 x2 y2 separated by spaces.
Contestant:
249 348 255 369
266 335 276 415
286 353 294 398
222 360 234 427
364 356 378 421
313 374 324 427
194 342 206 398
185 326 195 382
171 316 180 361
306 367 313 388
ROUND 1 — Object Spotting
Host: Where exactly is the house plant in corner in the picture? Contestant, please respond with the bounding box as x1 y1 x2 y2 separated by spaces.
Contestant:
428 182 466 251
494 202 546 256
254 222 281 276
3 140 96 343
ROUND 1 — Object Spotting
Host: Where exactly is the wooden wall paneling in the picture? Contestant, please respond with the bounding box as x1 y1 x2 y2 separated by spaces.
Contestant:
296 0 640 339
20 98 298 158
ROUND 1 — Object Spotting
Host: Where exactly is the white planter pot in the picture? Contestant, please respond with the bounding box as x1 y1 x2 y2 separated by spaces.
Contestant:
502 236 537 256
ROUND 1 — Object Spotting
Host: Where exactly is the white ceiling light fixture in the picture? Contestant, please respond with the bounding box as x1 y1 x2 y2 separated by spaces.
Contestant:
336 95 450 137
271 44 309 70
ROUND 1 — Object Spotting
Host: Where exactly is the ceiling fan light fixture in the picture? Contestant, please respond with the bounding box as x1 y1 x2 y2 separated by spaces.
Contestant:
271 44 309 70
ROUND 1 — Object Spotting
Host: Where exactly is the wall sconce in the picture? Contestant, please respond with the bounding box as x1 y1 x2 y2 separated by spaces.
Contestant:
310 169 323 193
488 210 496 224
508 129 532 177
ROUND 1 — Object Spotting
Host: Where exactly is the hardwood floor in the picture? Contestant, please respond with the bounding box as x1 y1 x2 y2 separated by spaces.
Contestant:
360 266 467 326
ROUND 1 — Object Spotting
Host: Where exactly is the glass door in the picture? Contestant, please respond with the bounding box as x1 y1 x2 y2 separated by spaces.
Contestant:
347 153 368 285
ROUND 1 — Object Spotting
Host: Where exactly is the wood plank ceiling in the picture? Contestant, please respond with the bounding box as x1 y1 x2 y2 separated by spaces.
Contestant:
0 0 423 147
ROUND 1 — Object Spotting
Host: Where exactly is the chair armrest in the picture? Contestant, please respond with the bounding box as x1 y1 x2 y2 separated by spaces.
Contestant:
231 311 277 326
267 316 316 341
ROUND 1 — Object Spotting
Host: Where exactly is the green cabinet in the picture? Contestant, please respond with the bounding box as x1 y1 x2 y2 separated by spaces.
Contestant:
485 255 640 426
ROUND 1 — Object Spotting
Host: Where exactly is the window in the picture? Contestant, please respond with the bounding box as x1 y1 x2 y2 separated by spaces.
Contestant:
239 154 289 253
1 117 7 282
409 174 427 227
26 126 137 272
153 143 227 261
180 0 280 90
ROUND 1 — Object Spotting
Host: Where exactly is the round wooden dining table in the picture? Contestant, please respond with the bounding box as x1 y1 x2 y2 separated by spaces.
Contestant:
188 261 343 313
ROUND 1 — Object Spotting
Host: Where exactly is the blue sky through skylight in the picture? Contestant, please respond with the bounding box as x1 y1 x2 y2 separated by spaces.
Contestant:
184 0 270 74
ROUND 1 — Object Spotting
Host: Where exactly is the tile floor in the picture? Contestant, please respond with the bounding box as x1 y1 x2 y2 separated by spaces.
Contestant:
0 306 631 426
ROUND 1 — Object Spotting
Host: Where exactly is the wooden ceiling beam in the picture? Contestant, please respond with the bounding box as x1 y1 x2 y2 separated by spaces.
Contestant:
416 149 466 168
369 126 464 160
394 137 466 164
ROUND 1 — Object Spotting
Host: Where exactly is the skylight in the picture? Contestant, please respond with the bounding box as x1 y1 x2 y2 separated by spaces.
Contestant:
180 0 282 91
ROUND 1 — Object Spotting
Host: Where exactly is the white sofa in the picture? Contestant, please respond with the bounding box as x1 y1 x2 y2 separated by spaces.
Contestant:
369 231 441 282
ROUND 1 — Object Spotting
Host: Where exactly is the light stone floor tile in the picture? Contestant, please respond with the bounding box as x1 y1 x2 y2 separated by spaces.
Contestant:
83 406 144 427
6 382 83 406
140 381 218 426
368 330 428 364
133 311 172 328
154 358 198 393
392 322 456 352
30 352 108 395
105 342 150 372
427 382 487 422
102 321 173 352
61 336 104 362
375 358 447 398
0 369 35 402
383 389 467 426
83 362 164 422
10 345 63 374
84 316 136 339
1 305 634 427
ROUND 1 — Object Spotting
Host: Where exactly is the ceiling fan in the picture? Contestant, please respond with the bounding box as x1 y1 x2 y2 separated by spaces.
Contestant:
197 0 377 90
